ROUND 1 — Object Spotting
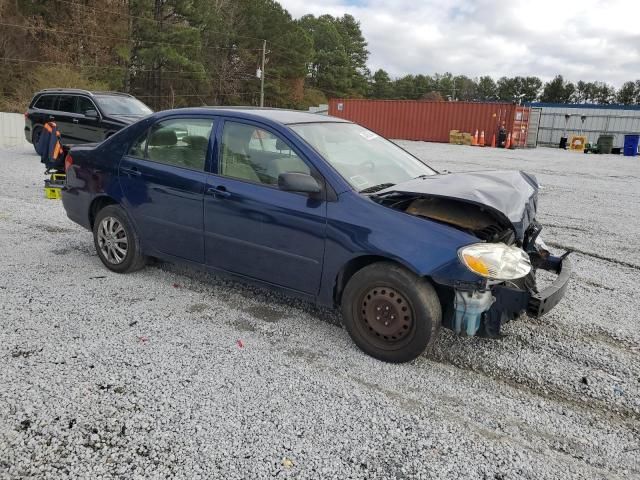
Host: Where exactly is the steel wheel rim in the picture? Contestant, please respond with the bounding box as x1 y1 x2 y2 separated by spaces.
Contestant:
97 216 128 265
359 286 414 346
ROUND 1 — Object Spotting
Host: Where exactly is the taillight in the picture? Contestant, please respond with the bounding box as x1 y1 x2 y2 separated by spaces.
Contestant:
24 111 29 119
64 154 73 172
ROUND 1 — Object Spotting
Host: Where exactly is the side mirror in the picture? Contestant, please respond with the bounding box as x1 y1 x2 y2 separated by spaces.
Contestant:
85 109 98 118
278 172 321 194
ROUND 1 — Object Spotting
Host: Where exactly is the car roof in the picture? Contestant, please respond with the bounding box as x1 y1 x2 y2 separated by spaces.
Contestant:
35 88 133 97
155 107 351 125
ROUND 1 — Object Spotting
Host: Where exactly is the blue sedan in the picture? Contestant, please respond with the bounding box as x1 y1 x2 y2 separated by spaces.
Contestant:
61 108 571 362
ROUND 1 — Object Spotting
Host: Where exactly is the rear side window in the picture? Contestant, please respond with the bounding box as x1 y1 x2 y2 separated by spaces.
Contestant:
130 118 214 171
57 95 75 113
34 95 56 110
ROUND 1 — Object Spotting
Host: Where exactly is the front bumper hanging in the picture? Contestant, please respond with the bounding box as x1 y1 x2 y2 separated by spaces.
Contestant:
481 252 572 336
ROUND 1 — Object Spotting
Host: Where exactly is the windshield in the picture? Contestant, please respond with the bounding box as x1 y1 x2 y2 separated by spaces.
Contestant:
289 122 436 192
94 95 152 116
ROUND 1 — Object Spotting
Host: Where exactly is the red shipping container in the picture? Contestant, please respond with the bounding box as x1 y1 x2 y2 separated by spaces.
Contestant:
328 99 531 146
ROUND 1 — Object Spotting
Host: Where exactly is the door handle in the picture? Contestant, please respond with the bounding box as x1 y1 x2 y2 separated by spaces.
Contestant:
48 115 55 120
121 166 142 177
72 118 79 124
206 186 231 198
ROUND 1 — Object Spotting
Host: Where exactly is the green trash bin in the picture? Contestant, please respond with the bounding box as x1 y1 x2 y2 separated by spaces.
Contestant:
597 135 614 154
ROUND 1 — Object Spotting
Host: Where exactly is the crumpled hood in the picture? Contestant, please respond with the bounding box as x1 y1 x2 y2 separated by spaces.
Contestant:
377 170 539 240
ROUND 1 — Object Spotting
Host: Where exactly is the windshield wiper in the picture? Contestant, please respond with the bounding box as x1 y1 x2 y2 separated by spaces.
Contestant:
359 183 395 194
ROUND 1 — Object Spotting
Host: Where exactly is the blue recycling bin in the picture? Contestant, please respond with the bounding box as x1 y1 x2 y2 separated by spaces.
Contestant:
623 134 639 157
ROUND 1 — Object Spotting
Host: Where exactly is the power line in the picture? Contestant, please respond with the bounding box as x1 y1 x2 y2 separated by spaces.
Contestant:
0 57 218 76
135 93 254 98
48 0 268 44
0 23 263 53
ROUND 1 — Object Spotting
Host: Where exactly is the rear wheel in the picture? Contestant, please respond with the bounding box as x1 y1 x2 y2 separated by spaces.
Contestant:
93 205 146 273
341 262 441 363
32 125 43 152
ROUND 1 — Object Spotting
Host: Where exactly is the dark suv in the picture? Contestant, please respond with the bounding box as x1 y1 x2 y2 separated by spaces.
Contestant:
24 89 152 150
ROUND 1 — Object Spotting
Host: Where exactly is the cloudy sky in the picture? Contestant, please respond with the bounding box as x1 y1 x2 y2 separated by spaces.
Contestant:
279 0 640 86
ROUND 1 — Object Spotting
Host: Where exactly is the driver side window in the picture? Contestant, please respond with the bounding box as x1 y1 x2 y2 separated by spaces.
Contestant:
220 121 310 186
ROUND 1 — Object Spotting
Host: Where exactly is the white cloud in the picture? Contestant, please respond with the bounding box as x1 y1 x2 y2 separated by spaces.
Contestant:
279 0 640 86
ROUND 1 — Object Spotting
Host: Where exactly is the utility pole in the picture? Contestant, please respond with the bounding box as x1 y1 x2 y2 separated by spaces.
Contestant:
260 40 266 107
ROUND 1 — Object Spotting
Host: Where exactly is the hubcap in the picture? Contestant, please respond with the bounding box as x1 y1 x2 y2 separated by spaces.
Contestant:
360 287 413 343
97 216 128 264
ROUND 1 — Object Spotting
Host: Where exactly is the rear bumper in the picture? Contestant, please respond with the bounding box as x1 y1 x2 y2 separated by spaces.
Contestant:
24 125 31 143
61 186 92 230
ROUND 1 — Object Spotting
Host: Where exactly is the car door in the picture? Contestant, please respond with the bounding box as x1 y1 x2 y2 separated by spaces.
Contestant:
75 96 103 143
204 119 327 295
54 94 80 143
119 116 215 263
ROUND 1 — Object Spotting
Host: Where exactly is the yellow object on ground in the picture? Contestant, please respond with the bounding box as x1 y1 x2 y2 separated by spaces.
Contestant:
44 173 65 200
569 135 587 152
44 185 62 199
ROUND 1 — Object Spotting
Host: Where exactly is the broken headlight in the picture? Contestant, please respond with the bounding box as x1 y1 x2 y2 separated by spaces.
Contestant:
458 243 532 280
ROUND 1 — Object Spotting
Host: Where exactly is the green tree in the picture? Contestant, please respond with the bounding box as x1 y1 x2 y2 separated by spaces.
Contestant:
540 75 575 103
519 76 542 103
453 75 477 101
592 81 615 104
497 76 519 101
393 74 418 99
371 69 393 98
476 76 498 101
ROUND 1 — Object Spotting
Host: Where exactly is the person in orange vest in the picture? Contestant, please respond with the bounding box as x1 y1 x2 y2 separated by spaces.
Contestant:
36 122 65 172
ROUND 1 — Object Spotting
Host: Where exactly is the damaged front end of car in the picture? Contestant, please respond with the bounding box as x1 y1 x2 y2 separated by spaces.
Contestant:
372 171 572 337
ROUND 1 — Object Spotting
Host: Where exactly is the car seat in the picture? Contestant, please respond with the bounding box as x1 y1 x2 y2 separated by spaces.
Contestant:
265 138 310 181
148 128 180 165
221 127 260 182
182 135 209 170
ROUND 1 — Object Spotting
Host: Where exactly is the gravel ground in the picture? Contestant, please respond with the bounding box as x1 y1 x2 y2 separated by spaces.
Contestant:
1 142 639 479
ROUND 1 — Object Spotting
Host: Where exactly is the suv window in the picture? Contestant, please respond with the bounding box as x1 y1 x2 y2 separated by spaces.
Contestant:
77 97 97 115
34 95 56 110
140 118 214 171
57 95 75 113
220 121 310 186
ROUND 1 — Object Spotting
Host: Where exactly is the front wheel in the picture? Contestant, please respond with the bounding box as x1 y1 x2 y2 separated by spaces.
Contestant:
93 205 146 273
341 262 441 363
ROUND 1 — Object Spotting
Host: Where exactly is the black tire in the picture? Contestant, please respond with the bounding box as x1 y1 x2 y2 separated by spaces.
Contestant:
92 205 146 273
341 262 441 363
32 125 43 152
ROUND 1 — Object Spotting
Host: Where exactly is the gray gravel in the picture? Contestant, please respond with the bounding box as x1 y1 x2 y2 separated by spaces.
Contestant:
1 142 639 479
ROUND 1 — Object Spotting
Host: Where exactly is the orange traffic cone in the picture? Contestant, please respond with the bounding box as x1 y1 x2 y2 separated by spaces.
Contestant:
505 132 512 149
491 133 496 148
472 129 478 146
479 130 485 147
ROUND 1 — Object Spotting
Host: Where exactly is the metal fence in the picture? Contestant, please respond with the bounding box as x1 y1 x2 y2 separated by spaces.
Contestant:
527 103 640 148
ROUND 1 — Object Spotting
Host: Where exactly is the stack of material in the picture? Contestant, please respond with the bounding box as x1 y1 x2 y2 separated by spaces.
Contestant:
449 130 473 145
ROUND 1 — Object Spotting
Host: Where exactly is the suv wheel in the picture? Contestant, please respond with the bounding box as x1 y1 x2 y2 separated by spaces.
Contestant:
341 262 441 363
32 125 43 152
93 205 146 273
